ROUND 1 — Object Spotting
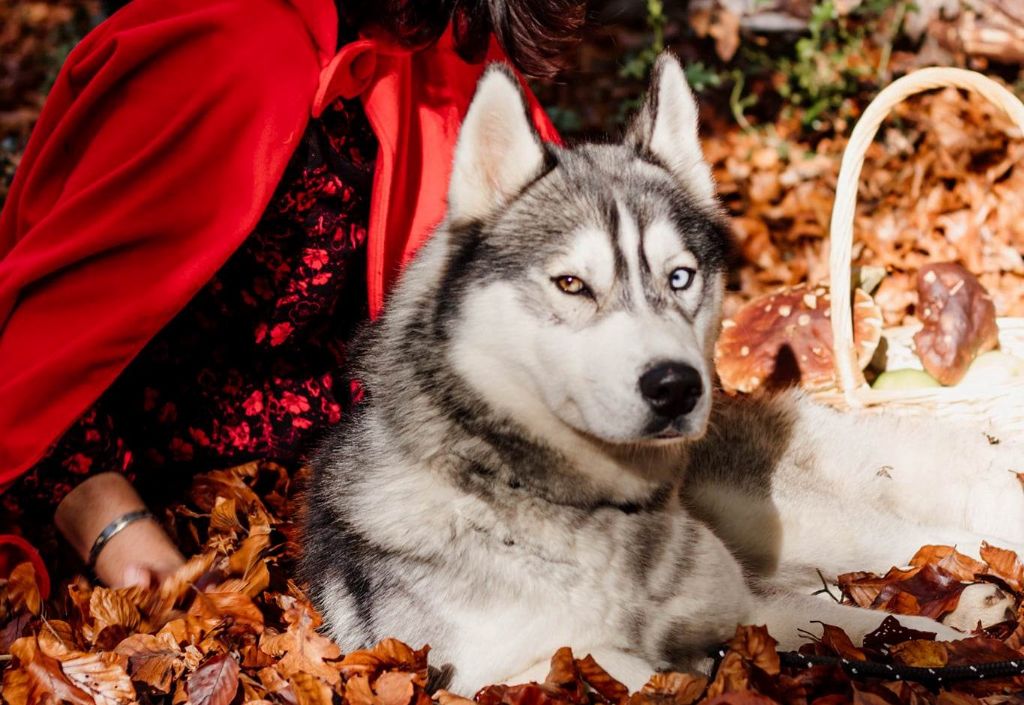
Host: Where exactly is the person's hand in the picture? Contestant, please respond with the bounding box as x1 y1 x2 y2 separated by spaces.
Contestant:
54 472 184 588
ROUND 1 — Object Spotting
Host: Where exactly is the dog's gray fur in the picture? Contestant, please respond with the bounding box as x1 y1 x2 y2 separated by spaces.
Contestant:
302 55 1024 694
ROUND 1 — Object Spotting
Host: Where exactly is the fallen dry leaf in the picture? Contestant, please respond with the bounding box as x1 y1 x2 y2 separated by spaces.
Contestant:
374 669 418 705
702 693 779 705
889 640 949 668
727 625 781 675
59 651 135 705
114 631 186 693
2 637 93 705
909 546 988 584
636 672 708 705
577 653 629 703
260 597 342 684
1 563 41 618
188 591 265 635
290 670 334 705
817 623 869 662
979 543 1024 592
186 653 241 705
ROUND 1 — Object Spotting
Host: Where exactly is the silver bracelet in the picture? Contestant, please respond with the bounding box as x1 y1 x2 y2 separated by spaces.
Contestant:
87 510 156 569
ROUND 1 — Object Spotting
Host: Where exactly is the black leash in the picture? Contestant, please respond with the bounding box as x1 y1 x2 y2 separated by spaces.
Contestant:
709 647 1024 686
779 651 1024 685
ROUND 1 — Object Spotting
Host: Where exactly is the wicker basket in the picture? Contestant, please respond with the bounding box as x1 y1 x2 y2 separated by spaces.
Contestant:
818 67 1024 440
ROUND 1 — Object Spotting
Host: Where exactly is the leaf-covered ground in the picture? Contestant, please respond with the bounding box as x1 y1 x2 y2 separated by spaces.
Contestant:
5 461 1024 705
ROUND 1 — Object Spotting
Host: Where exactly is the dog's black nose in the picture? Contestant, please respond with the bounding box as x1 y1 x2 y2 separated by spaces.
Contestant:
639 362 703 418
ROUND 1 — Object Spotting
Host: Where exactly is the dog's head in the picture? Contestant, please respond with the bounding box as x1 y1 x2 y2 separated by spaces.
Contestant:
412 53 731 448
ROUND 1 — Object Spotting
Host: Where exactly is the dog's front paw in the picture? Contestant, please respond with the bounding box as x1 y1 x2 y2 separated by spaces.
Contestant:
942 583 1015 633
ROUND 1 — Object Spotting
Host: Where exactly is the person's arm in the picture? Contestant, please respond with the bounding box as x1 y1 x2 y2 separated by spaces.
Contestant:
8 402 184 587
56 473 184 587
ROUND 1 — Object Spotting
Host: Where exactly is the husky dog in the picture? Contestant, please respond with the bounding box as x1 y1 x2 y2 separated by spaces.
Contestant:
302 54 1024 694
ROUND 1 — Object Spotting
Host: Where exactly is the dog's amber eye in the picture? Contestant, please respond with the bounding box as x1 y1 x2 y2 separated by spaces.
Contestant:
669 267 697 292
554 275 588 295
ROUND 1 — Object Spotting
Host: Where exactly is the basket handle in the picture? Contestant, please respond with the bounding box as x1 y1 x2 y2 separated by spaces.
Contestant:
829 67 1024 401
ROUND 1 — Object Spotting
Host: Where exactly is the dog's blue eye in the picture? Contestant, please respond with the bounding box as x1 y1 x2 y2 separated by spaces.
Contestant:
669 267 697 291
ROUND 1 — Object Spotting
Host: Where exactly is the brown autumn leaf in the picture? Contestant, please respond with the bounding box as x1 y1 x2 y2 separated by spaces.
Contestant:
0 611 33 652
539 647 587 703
114 631 186 693
816 624 868 662
209 496 244 536
150 551 219 618
636 672 709 705
290 671 335 705
337 637 428 682
3 562 41 617
936 693 984 705
889 639 950 668
942 635 1024 665
187 653 241 705
214 557 271 598
474 682 575 705
544 646 578 687
157 615 220 649
36 619 78 659
703 693 780 705
705 652 750 698
576 653 629 703
909 546 988 583
190 468 264 513
881 680 936 705
979 543 1024 592
347 673 384 705
88 587 142 638
188 591 265 634
257 665 297 702
436 689 478 705
850 682 903 705
60 651 136 705
228 532 272 575
260 598 342 684
729 625 781 675
1 636 94 705
839 564 967 620
374 670 419 705
804 697 849 705
838 567 919 609
190 466 275 529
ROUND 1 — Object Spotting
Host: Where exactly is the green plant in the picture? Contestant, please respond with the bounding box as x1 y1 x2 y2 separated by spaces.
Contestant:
684 62 725 93
620 0 667 81
616 6 733 127
771 0 914 128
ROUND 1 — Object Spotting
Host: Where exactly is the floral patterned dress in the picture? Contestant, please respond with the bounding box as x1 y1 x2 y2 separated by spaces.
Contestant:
2 93 377 531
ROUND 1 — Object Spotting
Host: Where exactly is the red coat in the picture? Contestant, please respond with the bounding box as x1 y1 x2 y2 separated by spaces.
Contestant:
0 0 559 592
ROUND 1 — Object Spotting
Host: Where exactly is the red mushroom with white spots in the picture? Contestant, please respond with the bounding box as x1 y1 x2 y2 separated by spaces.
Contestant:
715 285 883 393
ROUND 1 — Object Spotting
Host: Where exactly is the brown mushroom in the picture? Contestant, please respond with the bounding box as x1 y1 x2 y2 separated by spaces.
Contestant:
913 262 999 386
714 285 883 393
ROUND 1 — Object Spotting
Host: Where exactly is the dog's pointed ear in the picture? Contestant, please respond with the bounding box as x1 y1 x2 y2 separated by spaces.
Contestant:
626 53 716 206
448 65 547 225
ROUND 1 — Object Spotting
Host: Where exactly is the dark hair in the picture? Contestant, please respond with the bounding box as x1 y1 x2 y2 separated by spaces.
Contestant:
341 0 586 79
